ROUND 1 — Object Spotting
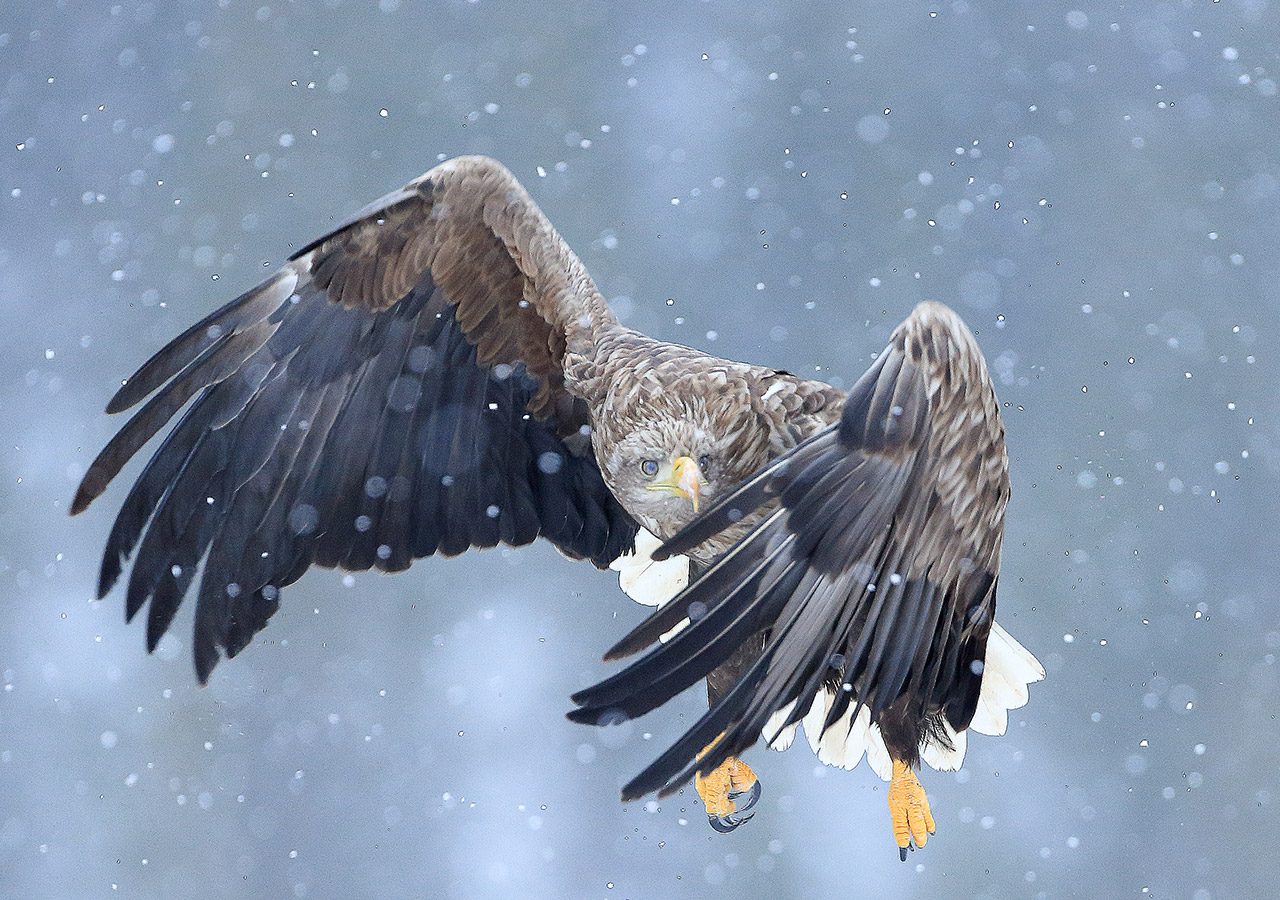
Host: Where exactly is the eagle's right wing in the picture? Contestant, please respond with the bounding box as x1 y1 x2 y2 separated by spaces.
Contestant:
73 156 637 682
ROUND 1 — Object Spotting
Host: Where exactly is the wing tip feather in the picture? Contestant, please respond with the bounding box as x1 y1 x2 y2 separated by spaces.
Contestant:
105 383 137 416
601 641 638 663
69 487 94 517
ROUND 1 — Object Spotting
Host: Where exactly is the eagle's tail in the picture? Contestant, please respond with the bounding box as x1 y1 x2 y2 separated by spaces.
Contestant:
765 622 1044 779
611 531 1044 779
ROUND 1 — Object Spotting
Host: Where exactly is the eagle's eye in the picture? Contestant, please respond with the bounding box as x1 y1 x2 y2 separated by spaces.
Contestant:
640 459 660 477
697 454 711 471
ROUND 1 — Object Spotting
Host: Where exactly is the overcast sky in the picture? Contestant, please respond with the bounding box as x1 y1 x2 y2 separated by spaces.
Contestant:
2 1 1278 897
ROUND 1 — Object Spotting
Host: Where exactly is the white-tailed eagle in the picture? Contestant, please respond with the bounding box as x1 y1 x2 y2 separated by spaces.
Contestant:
73 155 1042 856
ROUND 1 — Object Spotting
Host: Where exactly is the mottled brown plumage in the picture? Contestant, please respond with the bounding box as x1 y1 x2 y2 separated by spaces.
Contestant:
73 156 1027 850
570 301 1017 852
71 155 842 682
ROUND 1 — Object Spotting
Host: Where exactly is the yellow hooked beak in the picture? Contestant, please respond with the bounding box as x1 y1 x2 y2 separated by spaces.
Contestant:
646 455 704 513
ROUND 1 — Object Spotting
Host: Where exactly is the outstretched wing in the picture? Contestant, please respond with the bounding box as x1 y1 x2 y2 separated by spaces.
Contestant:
569 302 1008 800
73 155 637 681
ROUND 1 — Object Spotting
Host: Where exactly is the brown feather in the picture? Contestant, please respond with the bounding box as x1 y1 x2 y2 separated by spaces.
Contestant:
74 156 640 680
74 150 1009 771
570 301 1013 800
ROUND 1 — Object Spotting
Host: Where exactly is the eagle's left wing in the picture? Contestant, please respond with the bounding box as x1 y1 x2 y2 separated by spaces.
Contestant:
570 302 1022 802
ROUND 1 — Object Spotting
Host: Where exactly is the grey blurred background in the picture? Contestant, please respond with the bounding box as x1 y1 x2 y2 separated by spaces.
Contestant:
2 1 1278 897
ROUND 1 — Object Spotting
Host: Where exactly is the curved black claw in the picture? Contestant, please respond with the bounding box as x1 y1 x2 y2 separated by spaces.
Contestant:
730 779 762 815
898 842 918 862
707 780 762 833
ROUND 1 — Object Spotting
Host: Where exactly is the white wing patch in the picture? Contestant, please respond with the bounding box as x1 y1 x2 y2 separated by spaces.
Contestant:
770 621 1044 780
611 528 691 643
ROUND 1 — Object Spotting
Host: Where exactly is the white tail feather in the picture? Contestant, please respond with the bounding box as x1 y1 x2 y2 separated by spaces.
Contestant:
811 696 862 768
791 689 891 780
764 701 799 751
969 694 1009 737
969 622 1044 737
612 534 1045 773
778 621 1043 778
802 689 833 755
988 621 1046 682
920 722 967 772
865 723 894 781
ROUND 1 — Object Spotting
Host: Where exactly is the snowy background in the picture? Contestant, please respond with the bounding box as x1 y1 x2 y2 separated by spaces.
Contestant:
3 1 1278 897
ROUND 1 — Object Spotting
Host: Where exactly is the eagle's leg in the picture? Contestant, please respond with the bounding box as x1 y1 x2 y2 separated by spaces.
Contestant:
696 640 765 832
695 737 760 833
887 759 935 860
881 704 936 860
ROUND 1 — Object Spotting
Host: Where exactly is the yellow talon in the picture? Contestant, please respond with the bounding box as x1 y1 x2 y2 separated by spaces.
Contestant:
695 739 762 831
727 756 757 795
887 760 936 860
695 760 735 818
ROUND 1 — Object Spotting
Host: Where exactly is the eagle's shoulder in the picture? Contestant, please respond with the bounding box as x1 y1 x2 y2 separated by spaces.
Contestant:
740 368 846 455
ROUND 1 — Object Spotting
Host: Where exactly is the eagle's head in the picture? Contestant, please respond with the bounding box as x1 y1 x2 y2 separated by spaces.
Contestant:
594 370 769 540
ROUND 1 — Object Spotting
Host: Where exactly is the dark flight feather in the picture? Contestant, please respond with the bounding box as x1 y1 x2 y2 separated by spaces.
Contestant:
570 302 1010 798
74 156 639 682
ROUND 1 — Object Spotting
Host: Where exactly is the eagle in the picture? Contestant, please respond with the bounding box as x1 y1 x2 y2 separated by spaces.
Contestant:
72 155 1042 856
